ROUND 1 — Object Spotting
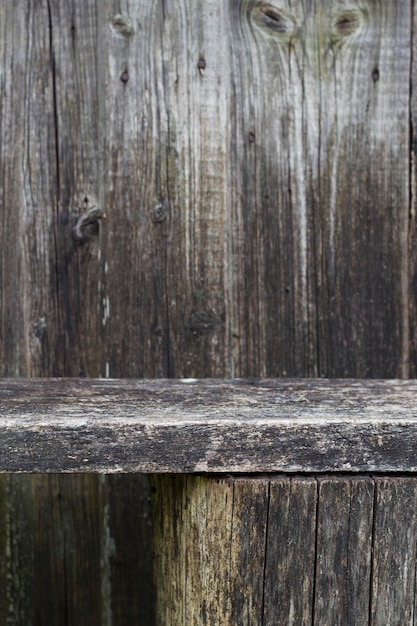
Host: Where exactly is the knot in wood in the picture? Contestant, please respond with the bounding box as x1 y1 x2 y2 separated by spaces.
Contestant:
73 207 106 243
189 311 215 335
151 203 167 224
111 15 135 38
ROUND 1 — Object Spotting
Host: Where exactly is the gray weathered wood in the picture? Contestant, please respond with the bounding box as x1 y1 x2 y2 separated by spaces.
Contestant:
0 1 156 622
410 0 417 378
231 0 411 378
0 1 411 380
0 378 417 472
0 0 415 623
263 477 317 625
313 477 374 625
370 478 417 625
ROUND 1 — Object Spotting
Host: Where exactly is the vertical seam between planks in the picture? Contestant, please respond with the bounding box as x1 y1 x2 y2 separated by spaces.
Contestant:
311 477 320 626
315 13 323 379
408 0 415 379
228 480 236 623
413 519 417 626
46 0 64 374
368 478 378 626
183 476 188 626
46 0 60 194
159 14 173 378
57 480 70 626
260 479 271 625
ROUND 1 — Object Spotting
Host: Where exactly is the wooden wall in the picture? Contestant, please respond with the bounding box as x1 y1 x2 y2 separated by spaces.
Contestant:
0 0 415 623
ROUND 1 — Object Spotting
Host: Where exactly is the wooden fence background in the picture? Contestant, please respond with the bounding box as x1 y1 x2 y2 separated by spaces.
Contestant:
0 0 416 623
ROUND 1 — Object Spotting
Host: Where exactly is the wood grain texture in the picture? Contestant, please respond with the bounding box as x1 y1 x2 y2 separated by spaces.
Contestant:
0 0 415 624
31 475 103 626
1 1 409 380
314 477 374 625
150 475 269 626
370 478 417 626
0 476 36 625
101 474 154 626
263 477 317 625
0 378 417 472
410 0 417 377
0 474 154 626
230 0 411 377
152 475 417 626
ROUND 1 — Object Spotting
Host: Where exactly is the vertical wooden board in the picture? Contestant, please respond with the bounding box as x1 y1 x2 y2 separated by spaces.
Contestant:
0 476 35 626
228 478 269 625
230 0 316 376
263 477 317 626
151 475 233 625
151 475 188 625
230 0 411 377
97 0 172 378
315 1 411 377
314 477 374 625
183 476 235 625
103 474 155 626
0 0 57 376
98 0 236 378
410 1 417 377
370 478 417 626
151 476 270 625
32 475 103 626
47 0 105 378
155 0 235 377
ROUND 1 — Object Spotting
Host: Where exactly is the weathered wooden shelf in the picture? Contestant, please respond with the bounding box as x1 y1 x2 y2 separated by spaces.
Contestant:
1 378 416 473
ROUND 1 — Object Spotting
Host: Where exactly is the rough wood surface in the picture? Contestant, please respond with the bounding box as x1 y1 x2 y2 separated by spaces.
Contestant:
370 478 417 625
0 1 412 381
0 378 417 472
263 477 317 625
313 477 374 625
152 475 417 626
0 0 415 623
0 473 153 626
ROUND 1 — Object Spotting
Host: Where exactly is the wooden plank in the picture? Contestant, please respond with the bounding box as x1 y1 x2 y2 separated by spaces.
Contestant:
410 1 417 377
151 475 269 625
228 478 269 624
47 0 105 378
102 474 155 626
0 378 417 472
263 477 317 625
0 473 155 625
149 0 235 377
313 477 374 625
231 0 411 377
370 478 417 625
31 475 103 625
0 0 58 377
0 476 35 625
